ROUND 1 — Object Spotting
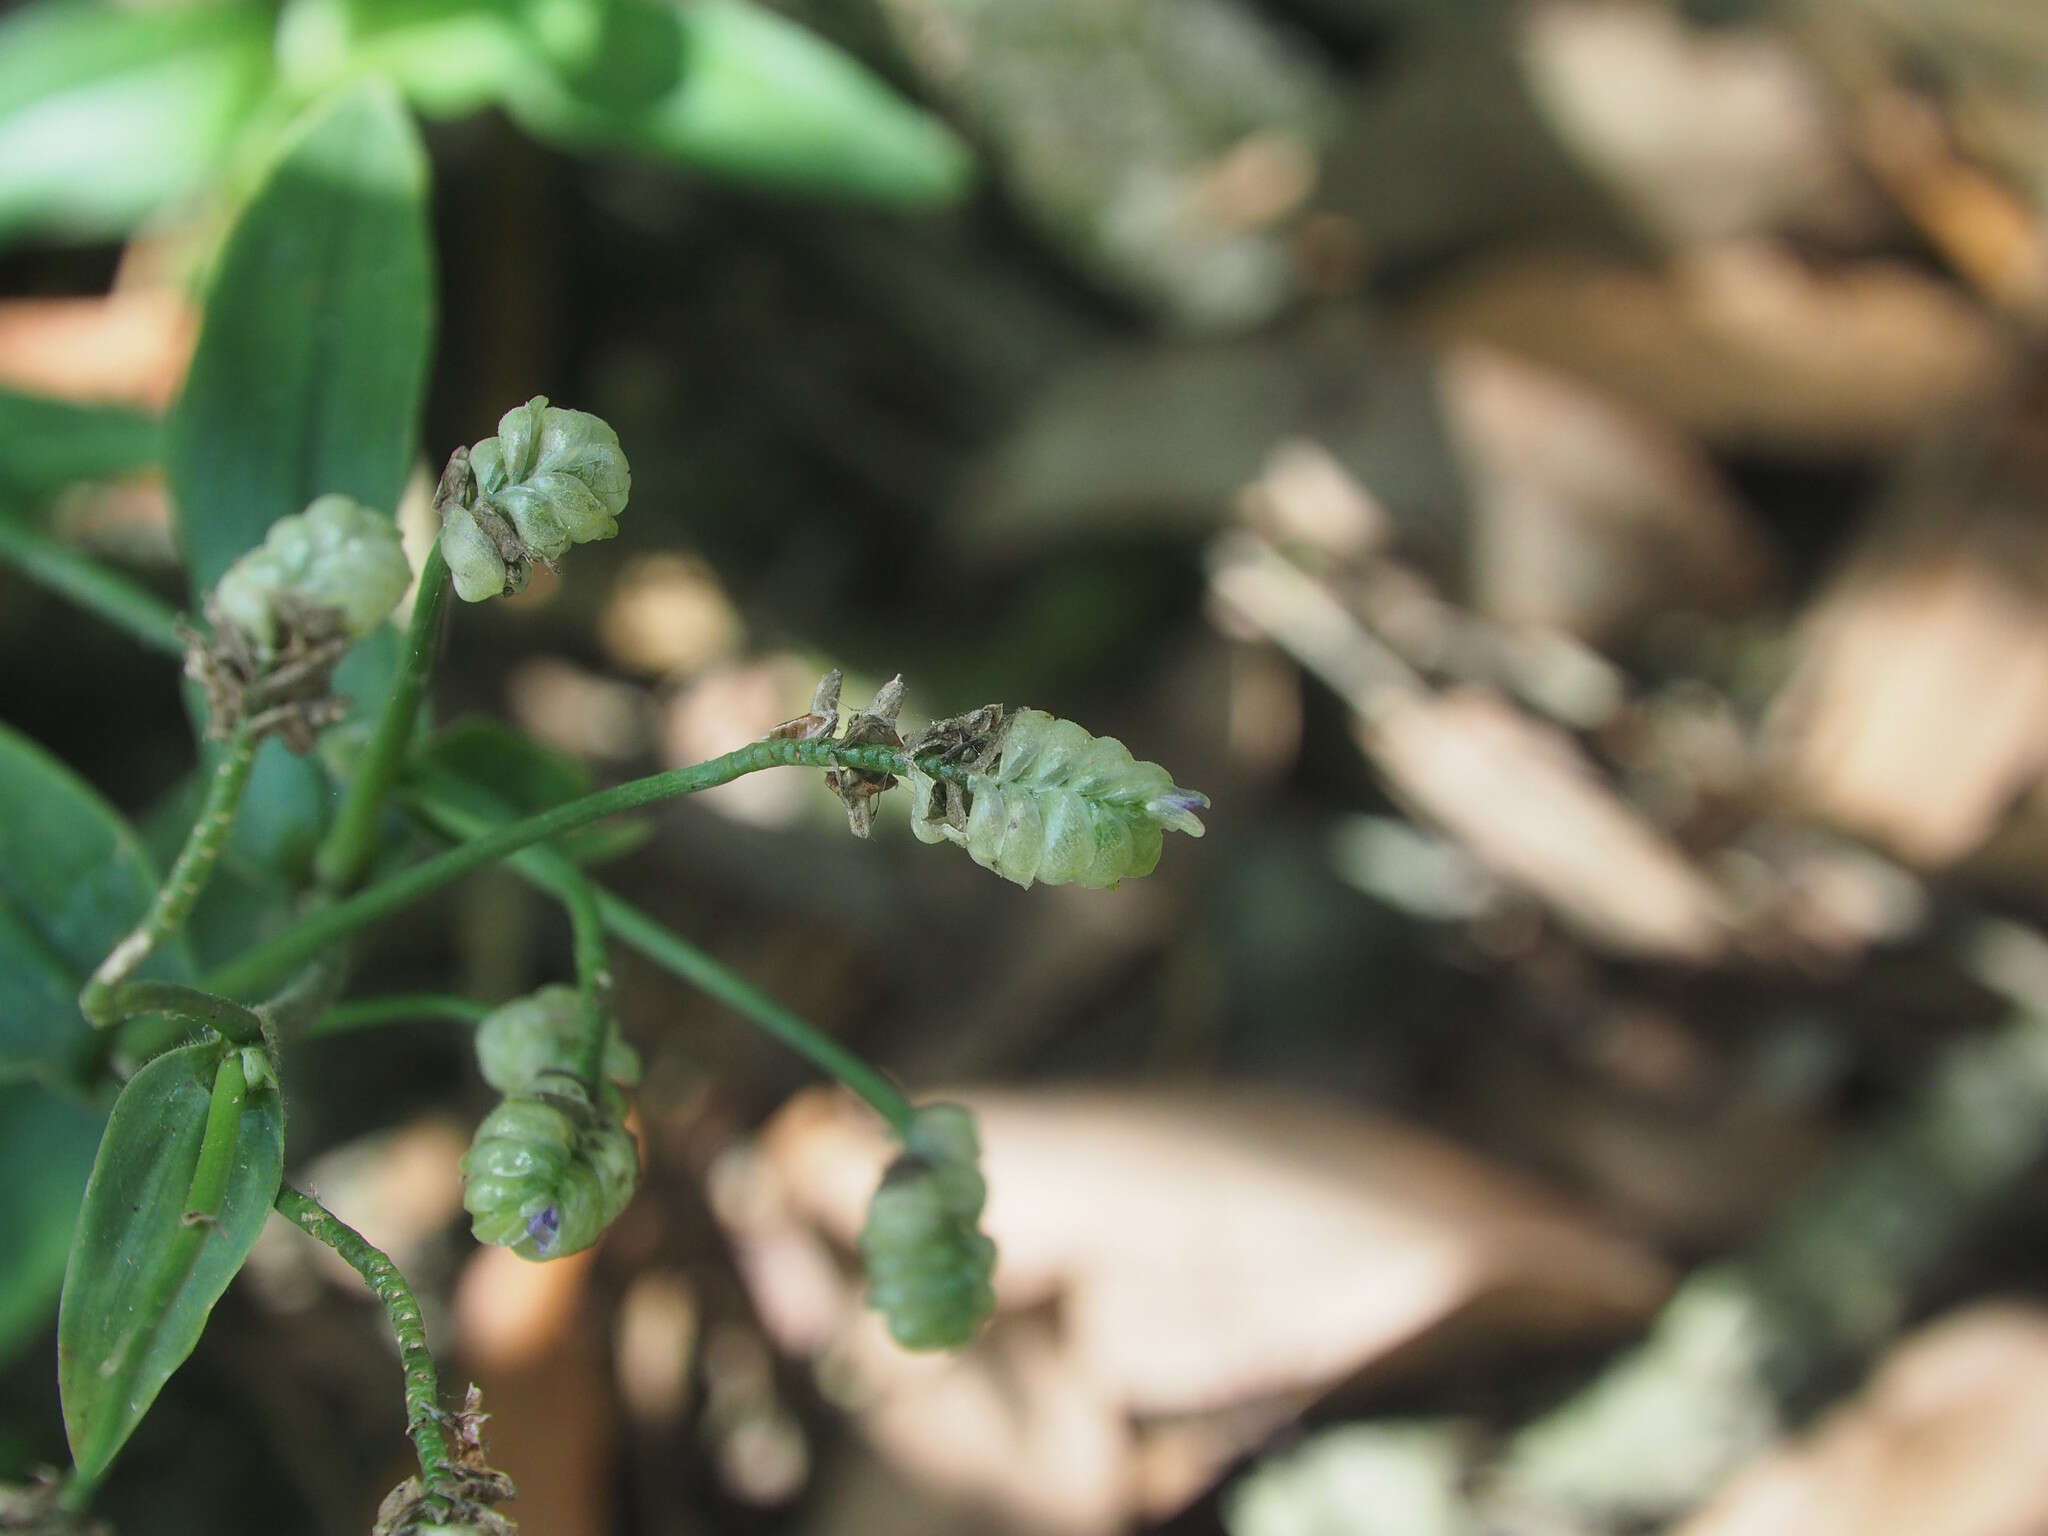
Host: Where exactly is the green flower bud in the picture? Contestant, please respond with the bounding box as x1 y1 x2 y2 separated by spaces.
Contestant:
212 494 410 659
462 1078 639 1261
859 1103 997 1351
473 985 640 1094
439 396 631 602
906 709 1208 890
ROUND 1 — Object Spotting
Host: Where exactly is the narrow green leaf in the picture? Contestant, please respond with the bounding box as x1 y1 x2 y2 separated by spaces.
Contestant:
163 80 434 875
505 0 972 205
0 386 160 506
0 722 190 1082
0 1082 106 1363
0 0 272 244
57 1042 284 1484
165 81 432 596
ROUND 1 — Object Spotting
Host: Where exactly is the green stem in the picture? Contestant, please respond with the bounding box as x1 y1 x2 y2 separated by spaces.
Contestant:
407 785 917 1138
274 1185 454 1497
81 729 258 1025
204 738 927 1000
185 1050 250 1223
308 992 491 1037
0 514 185 658
558 861 613 1092
97 981 265 1046
116 954 343 1068
314 543 451 893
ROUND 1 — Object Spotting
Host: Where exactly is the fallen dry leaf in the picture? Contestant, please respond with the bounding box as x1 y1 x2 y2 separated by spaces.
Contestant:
1407 242 2014 454
719 1084 1670 1532
1366 687 1732 962
1519 0 1871 247
1764 504 2048 866
1678 1303 2048 1536
1438 344 1769 644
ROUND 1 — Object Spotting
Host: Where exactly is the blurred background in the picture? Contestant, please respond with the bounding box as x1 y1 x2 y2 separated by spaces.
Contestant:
4 0 2048 1531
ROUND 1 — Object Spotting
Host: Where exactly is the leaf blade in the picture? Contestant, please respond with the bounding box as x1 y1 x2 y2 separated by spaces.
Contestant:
57 1042 284 1483
0 386 160 506
504 0 973 205
163 80 434 876
0 1082 106 1364
164 81 434 598
0 721 189 1081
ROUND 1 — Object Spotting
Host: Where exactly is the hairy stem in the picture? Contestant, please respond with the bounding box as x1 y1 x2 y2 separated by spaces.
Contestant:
81 729 258 1025
0 514 185 658
308 992 491 1037
204 737 935 999
406 781 917 1138
274 1185 454 1497
314 542 452 893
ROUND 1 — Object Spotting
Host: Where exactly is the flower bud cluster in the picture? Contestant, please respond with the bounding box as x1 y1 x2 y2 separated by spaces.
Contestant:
473 984 640 1093
462 1076 639 1261
438 396 631 602
461 987 642 1261
858 1103 997 1350
905 708 1208 889
190 494 412 749
213 494 411 657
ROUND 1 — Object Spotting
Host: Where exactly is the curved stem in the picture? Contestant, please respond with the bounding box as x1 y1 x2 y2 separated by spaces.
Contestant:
274 1185 454 1497
204 738 928 1000
115 954 344 1067
314 542 451 893
0 514 185 658
406 783 917 1138
97 981 265 1046
81 729 258 1025
308 992 491 1037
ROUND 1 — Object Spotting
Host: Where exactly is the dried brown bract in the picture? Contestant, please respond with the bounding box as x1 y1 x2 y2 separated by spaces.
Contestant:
180 592 354 753
826 674 908 837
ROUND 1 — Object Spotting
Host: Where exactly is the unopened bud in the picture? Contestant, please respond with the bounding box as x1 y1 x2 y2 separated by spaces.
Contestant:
212 494 409 659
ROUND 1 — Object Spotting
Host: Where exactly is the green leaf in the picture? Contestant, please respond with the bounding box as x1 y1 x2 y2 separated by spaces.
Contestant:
58 1042 283 1484
164 80 434 874
0 722 190 1082
0 1082 106 1364
280 0 969 203
165 81 432 597
0 0 272 244
505 0 972 205
276 0 554 120
0 386 160 507
412 718 648 865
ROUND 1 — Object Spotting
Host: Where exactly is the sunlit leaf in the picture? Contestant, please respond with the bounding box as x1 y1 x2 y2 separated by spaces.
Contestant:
505 0 972 205
0 0 272 243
